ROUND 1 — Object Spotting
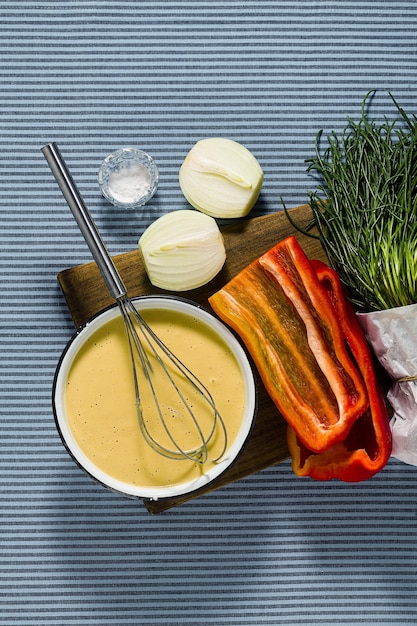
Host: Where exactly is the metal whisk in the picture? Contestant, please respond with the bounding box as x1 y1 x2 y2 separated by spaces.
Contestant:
42 143 227 464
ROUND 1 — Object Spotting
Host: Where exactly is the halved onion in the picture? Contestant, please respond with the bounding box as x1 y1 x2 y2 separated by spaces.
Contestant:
179 137 264 218
138 209 226 291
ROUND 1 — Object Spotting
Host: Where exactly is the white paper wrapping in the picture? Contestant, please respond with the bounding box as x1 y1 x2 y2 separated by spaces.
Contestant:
357 303 417 466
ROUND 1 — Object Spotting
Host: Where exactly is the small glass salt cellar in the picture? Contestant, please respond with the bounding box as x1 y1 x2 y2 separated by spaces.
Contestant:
98 147 159 209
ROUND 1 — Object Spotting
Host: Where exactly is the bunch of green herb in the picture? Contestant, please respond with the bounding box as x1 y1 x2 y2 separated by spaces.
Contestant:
293 91 417 312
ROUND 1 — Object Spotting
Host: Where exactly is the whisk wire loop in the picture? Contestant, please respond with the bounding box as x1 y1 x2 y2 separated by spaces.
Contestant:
118 295 228 464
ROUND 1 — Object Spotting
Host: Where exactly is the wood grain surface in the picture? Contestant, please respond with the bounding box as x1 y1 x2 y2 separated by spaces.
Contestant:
57 204 327 513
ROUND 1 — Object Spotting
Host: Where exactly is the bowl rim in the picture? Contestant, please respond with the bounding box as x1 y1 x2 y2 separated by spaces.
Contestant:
53 294 257 501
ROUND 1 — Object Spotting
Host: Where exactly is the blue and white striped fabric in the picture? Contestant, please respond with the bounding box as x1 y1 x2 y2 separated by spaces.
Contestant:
1 2 417 624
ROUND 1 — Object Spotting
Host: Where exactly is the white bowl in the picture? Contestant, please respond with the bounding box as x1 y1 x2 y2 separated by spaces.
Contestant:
53 295 257 501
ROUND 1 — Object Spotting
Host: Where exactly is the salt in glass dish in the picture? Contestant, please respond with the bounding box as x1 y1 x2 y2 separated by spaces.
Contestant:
98 147 159 209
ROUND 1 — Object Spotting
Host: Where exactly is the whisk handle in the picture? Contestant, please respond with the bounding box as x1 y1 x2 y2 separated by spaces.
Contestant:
41 142 127 300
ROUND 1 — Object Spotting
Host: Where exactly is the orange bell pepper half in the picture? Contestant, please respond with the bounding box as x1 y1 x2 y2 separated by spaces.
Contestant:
209 236 369 454
287 260 392 481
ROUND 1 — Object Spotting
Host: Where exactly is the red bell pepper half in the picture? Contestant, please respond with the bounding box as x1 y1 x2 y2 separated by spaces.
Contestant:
287 260 392 482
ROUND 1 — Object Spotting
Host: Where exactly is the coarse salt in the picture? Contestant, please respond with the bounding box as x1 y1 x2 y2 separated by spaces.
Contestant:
108 163 152 204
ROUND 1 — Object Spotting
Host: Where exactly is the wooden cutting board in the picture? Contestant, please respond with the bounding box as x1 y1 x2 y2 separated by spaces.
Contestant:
57 204 327 513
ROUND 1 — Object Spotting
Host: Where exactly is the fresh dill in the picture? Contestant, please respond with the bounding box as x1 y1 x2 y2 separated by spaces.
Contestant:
304 91 417 312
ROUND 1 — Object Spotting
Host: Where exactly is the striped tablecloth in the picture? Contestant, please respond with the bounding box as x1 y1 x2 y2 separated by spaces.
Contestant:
1 2 417 624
